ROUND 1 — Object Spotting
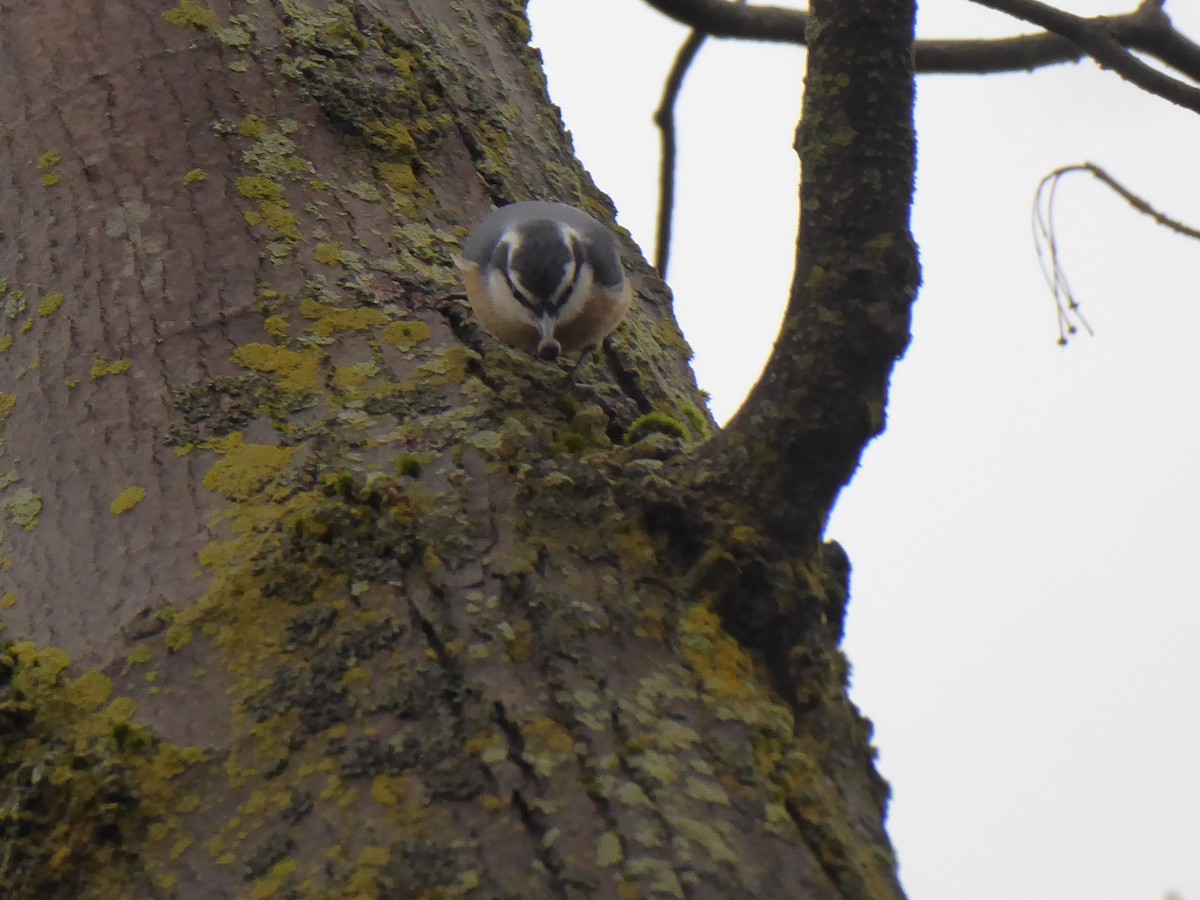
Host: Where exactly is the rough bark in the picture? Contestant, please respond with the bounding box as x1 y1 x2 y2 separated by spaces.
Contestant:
0 1 902 898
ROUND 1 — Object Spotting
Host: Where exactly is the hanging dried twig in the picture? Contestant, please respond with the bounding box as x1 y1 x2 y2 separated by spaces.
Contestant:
1032 162 1200 344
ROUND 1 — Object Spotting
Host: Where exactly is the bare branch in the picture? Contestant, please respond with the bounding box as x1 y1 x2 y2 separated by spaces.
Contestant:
641 0 807 43
642 0 1200 84
973 0 1200 113
715 0 920 549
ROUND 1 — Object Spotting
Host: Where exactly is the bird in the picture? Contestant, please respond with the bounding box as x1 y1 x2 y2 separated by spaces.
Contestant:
455 201 632 366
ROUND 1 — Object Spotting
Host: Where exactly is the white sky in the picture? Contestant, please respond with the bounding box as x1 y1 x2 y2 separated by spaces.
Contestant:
527 2 1200 899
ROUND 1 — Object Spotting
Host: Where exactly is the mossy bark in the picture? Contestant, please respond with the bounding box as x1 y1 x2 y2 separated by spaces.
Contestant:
0 1 914 897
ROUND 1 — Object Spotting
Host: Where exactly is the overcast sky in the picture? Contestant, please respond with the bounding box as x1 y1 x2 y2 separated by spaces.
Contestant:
527 2 1200 898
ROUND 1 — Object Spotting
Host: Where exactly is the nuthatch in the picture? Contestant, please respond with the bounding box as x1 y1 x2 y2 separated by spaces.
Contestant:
456 201 632 364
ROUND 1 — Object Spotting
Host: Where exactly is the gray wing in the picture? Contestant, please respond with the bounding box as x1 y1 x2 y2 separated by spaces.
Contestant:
462 201 625 289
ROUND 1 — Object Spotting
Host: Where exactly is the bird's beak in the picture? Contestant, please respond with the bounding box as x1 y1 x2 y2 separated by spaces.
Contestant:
536 314 561 361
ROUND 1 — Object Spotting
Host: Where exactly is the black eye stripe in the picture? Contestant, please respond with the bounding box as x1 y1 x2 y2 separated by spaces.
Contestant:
502 266 540 313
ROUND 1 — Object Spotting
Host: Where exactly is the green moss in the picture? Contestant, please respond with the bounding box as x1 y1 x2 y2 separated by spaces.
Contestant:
681 405 709 438
110 486 146 515
651 319 694 360
624 412 688 445
395 454 422 477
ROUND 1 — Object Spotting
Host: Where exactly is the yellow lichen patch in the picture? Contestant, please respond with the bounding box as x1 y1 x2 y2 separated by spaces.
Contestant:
406 347 474 387
363 121 418 159
203 440 296 501
670 815 738 864
161 0 218 30
92 358 132 379
358 846 390 867
521 718 574 777
0 334 11 353
236 176 300 241
127 644 154 665
375 161 420 194
369 774 406 807
381 320 431 350
255 202 300 240
238 115 269 139
684 776 731 806
679 603 756 702
263 315 289 338
613 529 657 568
249 858 297 900
164 624 193 653
37 293 64 318
299 299 388 337
3 487 42 531
597 831 624 867
0 393 14 421
72 669 115 711
110 486 146 515
314 242 344 265
0 639 196 896
523 717 573 754
232 343 322 393
236 175 283 201
182 168 207 185
331 361 377 392
0 592 16 609
37 151 61 187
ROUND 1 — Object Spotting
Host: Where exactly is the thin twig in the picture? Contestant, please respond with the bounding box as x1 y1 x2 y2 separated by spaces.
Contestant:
653 1 750 279
653 30 707 277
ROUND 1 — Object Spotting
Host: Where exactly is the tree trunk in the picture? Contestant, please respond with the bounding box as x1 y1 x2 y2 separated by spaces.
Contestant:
0 1 909 898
